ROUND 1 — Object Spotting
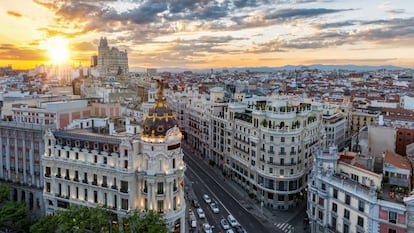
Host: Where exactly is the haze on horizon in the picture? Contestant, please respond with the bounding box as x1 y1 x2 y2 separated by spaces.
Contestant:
0 0 413 70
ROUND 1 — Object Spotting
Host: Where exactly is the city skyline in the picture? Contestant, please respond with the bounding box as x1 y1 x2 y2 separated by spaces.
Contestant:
0 0 413 69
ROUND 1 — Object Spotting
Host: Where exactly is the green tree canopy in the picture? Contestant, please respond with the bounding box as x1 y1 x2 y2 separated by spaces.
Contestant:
121 210 168 233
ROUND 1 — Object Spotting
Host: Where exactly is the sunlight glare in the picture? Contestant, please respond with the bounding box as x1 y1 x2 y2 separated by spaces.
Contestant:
44 37 70 64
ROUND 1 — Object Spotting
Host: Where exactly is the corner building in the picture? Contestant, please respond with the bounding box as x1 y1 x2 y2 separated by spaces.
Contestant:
226 96 324 209
42 88 186 232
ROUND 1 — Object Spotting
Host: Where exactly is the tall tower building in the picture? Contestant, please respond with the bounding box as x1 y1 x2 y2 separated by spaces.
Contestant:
97 37 129 79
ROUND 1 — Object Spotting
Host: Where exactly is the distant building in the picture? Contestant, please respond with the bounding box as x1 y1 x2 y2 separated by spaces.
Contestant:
90 55 97 67
400 95 414 110
97 37 128 79
307 146 414 233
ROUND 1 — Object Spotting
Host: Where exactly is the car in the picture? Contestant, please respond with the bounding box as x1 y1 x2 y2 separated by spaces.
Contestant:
192 199 200 208
220 218 230 230
226 230 235 233
227 214 239 227
203 194 211 204
209 202 219 213
202 223 213 233
234 225 247 233
197 208 205 219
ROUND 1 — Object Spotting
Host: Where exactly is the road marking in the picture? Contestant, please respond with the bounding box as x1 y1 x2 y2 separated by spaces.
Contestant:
275 222 294 233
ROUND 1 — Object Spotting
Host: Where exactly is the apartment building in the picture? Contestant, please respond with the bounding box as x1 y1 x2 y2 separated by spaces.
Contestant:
0 99 110 217
42 88 186 233
170 86 325 210
308 147 414 233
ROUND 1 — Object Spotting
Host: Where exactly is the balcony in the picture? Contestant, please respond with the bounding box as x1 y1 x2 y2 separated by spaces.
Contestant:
45 173 51 178
111 185 118 190
102 183 108 188
73 178 79 182
82 179 88 184
268 150 275 154
92 181 98 186
120 188 128 194
56 174 62 178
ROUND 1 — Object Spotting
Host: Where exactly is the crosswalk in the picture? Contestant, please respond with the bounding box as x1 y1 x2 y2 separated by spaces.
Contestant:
275 222 294 233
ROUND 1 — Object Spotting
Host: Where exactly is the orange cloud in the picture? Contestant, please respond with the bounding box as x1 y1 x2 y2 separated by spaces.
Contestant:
7 11 22 17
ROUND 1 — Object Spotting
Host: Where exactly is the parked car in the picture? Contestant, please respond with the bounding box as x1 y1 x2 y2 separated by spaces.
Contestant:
226 230 235 233
220 218 230 230
192 199 200 208
227 214 239 227
202 223 213 233
197 208 206 219
210 202 219 213
203 194 211 204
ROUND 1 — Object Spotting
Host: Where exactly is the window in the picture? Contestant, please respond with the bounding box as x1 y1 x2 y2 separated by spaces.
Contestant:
270 136 274 141
291 137 295 142
102 176 107 187
332 203 337 213
121 198 128 210
331 216 337 229
76 187 79 199
333 189 338 199
357 216 364 227
157 200 164 213
321 183 326 191
121 181 128 193
45 167 51 177
312 194 316 202
172 159 176 169
124 160 128 169
93 174 97 185
75 152 79 160
344 209 350 219
103 157 107 165
94 191 98 203
343 223 349 233
281 137 285 142
280 169 284 175
46 182 50 192
358 200 365 212
94 155 97 163
318 210 323 221
318 197 324 206
157 182 164 194
389 211 397 224
84 189 88 201
388 229 396 233
74 171 79 181
345 194 351 205
173 197 177 210
269 167 273 173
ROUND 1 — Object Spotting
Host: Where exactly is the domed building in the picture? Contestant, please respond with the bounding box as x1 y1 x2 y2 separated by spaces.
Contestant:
139 79 186 232
42 79 186 233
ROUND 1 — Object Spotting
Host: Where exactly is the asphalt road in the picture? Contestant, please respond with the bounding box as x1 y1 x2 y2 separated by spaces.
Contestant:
184 151 279 233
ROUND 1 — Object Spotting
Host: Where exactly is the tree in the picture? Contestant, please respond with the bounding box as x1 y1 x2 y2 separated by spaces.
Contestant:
121 211 168 233
0 183 31 232
0 200 31 232
30 214 59 233
0 183 9 202
56 206 113 233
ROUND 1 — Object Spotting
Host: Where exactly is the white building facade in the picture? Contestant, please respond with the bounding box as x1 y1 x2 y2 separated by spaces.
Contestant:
42 88 186 232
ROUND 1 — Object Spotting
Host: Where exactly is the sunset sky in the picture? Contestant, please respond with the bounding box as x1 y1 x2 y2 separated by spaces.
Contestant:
0 0 413 69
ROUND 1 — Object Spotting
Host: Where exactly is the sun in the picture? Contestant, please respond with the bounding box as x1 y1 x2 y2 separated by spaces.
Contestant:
43 37 70 64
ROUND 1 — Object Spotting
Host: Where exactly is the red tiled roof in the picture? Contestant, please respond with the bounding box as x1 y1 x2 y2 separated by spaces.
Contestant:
384 150 412 170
